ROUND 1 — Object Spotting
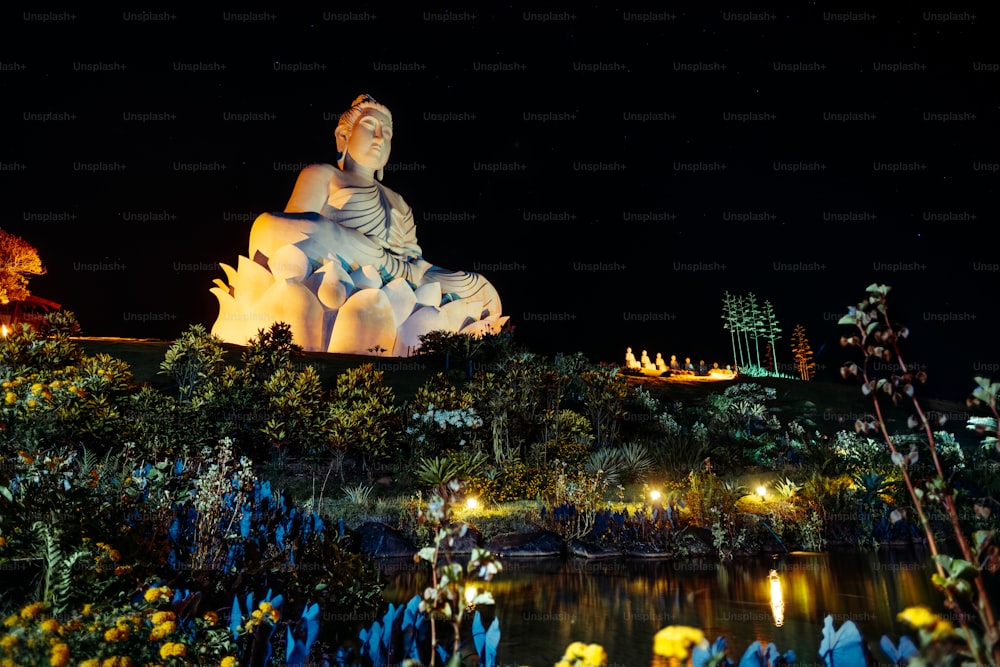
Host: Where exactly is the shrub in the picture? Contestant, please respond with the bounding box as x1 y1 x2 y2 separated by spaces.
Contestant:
0 355 133 452
261 365 327 460
241 322 302 383
158 323 225 403
0 310 83 373
327 363 401 476
477 461 550 503
121 387 210 461
580 368 629 449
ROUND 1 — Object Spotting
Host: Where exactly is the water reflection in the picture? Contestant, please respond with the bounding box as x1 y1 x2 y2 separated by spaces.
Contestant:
381 549 941 667
768 569 784 628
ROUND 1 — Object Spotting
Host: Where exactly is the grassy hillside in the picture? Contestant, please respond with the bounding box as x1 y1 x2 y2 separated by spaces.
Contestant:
74 337 974 444
75 337 439 402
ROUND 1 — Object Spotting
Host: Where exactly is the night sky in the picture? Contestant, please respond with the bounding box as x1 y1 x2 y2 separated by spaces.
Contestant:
3 5 998 401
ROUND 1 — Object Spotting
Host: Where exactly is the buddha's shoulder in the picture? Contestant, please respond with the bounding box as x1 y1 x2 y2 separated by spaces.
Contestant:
296 163 338 179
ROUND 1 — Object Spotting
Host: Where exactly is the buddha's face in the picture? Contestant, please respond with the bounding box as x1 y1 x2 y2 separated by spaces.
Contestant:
344 108 393 171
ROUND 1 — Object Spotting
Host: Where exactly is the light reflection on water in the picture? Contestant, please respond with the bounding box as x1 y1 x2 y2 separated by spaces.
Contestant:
381 548 942 667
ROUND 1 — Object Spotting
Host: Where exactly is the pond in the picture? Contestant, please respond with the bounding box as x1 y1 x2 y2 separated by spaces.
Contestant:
381 548 943 667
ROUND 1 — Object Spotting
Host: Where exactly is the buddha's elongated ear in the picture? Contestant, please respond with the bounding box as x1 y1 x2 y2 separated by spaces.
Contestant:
335 125 351 170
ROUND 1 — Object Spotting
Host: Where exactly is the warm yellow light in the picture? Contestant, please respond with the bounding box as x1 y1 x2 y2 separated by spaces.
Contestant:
464 586 478 605
650 490 661 502
757 485 767 498
1 325 7 338
769 569 784 627
466 497 478 510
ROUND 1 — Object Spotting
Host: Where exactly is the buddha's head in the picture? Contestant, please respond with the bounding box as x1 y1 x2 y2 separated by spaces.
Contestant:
336 94 394 179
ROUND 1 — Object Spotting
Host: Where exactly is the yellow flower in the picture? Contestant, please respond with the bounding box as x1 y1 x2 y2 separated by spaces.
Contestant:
4 393 15 405
80 660 99 667
582 644 607 666
159 642 185 659
49 642 69 667
653 625 707 661
258 602 272 613
2 616 16 628
143 586 170 602
30 383 44 394
251 610 263 621
151 612 176 625
101 657 133 667
557 641 607 667
81 604 93 615
40 619 61 633
269 609 280 622
931 619 957 640
0 635 18 648
149 621 176 641
202 611 219 625
220 657 238 667
26 399 37 408
20 602 45 619
0 536 6 548
108 550 121 562
897 606 939 630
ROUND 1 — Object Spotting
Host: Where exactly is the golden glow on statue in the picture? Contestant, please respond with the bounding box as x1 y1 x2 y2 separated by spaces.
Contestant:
211 94 505 354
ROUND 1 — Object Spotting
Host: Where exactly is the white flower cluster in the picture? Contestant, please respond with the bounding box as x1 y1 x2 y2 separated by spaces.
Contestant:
409 404 484 431
833 430 885 468
930 431 965 470
656 412 683 438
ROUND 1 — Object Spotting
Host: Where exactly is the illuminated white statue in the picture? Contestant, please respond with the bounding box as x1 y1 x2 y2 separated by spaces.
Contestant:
211 94 505 354
655 353 667 371
625 347 640 369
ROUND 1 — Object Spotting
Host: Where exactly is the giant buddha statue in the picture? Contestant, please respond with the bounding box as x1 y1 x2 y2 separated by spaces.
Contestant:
211 94 506 355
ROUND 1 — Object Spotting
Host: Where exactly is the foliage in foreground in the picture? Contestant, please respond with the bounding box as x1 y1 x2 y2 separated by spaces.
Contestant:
839 283 999 667
0 306 997 665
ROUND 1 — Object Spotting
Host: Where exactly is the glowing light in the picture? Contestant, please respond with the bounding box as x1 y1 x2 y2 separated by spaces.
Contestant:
466 497 478 510
757 485 767 498
769 569 784 627
0 325 7 338
650 490 661 502
464 586 478 605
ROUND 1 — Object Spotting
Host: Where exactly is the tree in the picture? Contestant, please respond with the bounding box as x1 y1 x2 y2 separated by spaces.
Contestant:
760 300 782 374
721 291 740 370
762 342 774 373
790 324 816 380
0 228 45 304
746 292 763 368
327 363 401 479
158 323 225 402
